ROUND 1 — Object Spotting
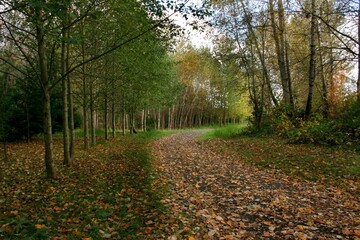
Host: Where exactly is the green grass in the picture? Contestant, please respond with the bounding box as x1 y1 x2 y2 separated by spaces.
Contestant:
200 123 248 140
134 129 178 141
46 128 177 140
204 135 360 193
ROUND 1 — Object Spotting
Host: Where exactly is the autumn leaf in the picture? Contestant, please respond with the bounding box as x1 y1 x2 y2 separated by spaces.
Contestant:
35 224 46 230
2 130 359 240
53 206 61 212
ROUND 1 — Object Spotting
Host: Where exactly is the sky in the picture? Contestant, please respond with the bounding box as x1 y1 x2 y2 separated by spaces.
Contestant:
169 0 214 49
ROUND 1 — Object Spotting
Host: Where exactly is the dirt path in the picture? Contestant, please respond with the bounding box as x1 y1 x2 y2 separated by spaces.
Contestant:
151 130 359 239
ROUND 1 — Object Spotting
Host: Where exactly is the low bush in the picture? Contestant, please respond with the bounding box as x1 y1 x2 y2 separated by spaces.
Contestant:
243 98 359 146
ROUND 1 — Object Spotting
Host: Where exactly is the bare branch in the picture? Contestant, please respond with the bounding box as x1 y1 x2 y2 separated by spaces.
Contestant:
0 56 27 76
314 13 359 45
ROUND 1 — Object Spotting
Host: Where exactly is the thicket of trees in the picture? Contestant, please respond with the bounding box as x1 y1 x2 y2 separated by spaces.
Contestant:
210 0 360 143
1 0 359 178
0 0 212 178
170 44 251 128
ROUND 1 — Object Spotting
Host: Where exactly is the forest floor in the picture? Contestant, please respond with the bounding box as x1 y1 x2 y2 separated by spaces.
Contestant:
151 130 360 239
0 129 359 239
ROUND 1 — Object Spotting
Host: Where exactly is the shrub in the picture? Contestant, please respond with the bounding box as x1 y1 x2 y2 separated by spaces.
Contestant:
246 98 360 146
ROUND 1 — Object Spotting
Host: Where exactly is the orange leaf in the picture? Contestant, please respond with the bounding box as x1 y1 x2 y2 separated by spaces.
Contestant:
35 224 46 229
53 206 61 212
189 237 196 240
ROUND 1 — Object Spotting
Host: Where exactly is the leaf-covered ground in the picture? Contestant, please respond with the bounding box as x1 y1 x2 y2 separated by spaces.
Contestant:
152 130 360 239
0 134 177 239
1 130 359 239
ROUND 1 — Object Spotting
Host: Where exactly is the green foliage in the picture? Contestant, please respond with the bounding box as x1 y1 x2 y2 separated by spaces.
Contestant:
0 80 82 141
260 99 360 146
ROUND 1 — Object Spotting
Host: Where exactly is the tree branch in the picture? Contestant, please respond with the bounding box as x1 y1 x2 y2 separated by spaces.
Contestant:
50 0 191 90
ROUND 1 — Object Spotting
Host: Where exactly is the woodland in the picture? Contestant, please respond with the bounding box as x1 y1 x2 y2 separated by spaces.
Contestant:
0 0 359 239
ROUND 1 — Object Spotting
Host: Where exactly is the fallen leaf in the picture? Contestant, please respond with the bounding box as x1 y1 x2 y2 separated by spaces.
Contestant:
35 224 46 229
208 229 217 237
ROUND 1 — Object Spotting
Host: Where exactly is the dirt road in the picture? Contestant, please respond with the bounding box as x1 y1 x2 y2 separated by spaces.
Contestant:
151 130 359 239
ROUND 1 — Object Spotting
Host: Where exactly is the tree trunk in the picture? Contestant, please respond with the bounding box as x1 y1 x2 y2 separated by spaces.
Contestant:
104 91 108 140
26 102 30 143
112 99 116 137
43 87 57 178
68 75 75 160
358 0 360 102
90 82 96 145
141 109 145 132
82 73 89 150
122 94 126 136
3 140 8 162
316 13 329 117
285 35 294 108
305 0 316 119
168 107 172 129
269 0 292 106
67 40 75 161
239 0 278 107
81 24 89 149
61 27 71 166
36 8 56 178
157 108 161 129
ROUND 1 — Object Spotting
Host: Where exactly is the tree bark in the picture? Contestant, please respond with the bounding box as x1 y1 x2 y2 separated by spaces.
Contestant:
67 32 75 161
82 70 89 149
104 88 108 140
122 93 126 136
157 108 161 129
305 0 316 119
168 107 172 129
68 71 75 160
141 109 145 132
81 26 89 150
358 0 360 102
269 0 292 106
36 8 56 178
90 81 96 145
61 27 71 166
316 12 329 117
112 98 116 137
26 102 30 143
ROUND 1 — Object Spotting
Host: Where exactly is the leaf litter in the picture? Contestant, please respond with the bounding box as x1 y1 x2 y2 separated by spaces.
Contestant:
151 130 360 239
0 130 359 239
